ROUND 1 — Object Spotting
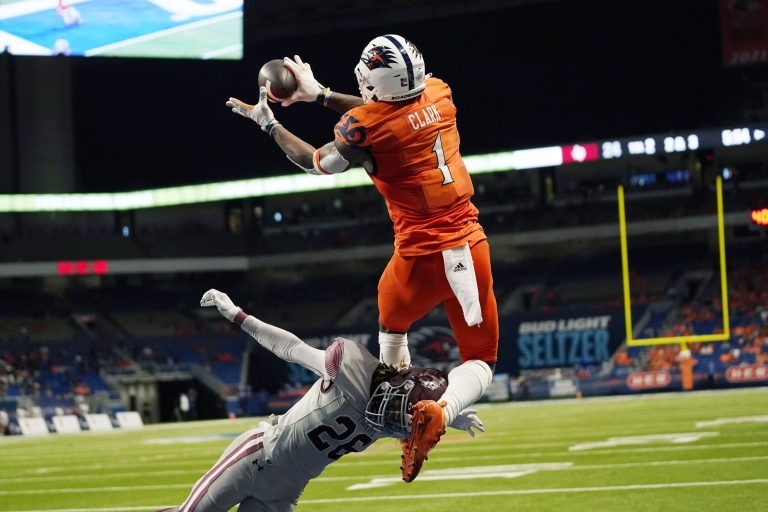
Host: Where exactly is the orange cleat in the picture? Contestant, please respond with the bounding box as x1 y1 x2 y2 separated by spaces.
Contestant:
400 400 446 482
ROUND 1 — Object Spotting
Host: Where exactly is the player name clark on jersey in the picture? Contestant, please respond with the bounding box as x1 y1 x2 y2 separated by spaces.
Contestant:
408 104 443 131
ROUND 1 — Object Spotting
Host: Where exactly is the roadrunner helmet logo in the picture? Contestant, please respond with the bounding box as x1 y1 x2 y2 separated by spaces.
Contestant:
362 46 398 70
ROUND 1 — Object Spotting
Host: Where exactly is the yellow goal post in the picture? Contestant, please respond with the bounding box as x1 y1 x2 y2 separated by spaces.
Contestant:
618 177 730 348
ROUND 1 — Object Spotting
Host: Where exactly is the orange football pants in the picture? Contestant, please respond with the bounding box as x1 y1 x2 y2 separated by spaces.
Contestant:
378 239 499 363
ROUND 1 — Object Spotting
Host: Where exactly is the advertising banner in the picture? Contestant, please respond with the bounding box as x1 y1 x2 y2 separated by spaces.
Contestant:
19 417 49 436
290 309 626 380
116 411 145 429
502 309 626 375
52 415 82 434
85 413 113 432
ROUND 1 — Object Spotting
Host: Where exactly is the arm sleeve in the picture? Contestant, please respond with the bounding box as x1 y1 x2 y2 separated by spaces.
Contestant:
240 316 325 376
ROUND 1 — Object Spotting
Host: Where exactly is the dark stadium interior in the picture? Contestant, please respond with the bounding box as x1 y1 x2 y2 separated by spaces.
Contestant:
1 0 767 431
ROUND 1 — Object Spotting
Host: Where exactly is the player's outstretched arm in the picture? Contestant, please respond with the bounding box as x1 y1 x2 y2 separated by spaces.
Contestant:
282 56 364 114
226 87 368 175
227 87 320 172
319 91 365 115
200 289 325 376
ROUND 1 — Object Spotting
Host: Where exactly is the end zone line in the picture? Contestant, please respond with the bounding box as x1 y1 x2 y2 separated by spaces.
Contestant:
5 479 768 511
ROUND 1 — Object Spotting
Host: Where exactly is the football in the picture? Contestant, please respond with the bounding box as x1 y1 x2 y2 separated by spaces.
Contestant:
258 59 298 102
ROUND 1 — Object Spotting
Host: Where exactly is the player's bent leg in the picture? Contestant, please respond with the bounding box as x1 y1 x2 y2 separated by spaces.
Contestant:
378 331 410 369
439 360 493 425
378 253 442 332
378 252 449 366
176 429 267 512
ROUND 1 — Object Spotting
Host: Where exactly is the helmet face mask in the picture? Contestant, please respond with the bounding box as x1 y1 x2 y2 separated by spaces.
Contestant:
354 62 377 103
365 378 414 439
355 34 426 103
365 367 447 439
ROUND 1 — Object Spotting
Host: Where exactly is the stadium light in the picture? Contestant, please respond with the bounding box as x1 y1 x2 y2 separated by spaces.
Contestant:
0 149 533 212
1 122 766 213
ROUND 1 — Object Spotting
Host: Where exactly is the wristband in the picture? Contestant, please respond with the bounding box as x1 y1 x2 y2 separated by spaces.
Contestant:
261 119 281 137
233 309 248 326
315 87 332 106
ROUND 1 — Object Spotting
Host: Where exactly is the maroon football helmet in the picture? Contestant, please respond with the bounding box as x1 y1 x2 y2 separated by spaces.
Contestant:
365 366 448 439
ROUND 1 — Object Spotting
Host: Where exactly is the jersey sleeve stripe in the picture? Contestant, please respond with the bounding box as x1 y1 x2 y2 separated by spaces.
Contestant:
312 149 332 175
324 338 344 380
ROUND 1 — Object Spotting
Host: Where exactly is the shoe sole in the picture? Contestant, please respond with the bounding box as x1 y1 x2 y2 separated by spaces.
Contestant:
400 402 445 482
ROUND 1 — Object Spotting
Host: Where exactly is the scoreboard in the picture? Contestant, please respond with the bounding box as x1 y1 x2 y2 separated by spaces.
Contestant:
543 124 767 169
598 125 767 160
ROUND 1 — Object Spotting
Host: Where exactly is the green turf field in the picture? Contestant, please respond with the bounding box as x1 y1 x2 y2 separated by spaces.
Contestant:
94 17 242 60
1 387 767 512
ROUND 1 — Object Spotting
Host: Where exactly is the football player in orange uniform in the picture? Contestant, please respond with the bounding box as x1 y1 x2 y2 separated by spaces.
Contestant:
227 34 496 482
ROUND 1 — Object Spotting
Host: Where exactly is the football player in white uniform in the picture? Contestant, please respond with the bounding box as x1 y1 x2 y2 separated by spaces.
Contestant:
158 289 484 512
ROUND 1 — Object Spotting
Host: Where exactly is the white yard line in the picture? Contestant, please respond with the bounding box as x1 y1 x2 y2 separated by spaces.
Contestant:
330 441 768 466
2 459 213 475
7 453 768 484
0 484 189 496
3 440 767 476
2 468 199 483
696 415 768 427
303 479 768 503
3 508 157 512
329 454 768 480
3 479 768 511
489 385 768 410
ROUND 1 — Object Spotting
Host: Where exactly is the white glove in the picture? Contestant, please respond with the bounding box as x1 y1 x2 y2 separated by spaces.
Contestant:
226 87 278 133
200 289 241 322
448 408 484 437
281 55 324 106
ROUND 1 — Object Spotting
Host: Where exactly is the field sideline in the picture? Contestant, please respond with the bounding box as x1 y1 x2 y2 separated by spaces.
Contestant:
1 387 767 512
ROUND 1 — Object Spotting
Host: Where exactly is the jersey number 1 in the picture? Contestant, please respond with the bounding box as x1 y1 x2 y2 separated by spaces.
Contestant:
432 132 455 185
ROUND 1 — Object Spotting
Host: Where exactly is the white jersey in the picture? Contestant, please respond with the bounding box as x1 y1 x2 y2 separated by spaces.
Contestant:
260 338 383 486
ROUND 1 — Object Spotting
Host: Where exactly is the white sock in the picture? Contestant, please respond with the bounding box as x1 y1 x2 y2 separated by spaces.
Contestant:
439 360 493 426
378 331 410 370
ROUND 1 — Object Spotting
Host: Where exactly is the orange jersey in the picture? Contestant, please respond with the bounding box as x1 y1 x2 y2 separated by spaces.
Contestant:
334 77 485 256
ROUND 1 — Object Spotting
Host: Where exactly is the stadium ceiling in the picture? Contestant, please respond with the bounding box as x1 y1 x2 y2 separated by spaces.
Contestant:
246 0 564 42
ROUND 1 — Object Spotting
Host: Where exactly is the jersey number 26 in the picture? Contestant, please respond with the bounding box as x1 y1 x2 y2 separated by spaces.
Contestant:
308 416 373 460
